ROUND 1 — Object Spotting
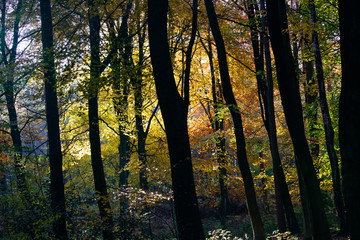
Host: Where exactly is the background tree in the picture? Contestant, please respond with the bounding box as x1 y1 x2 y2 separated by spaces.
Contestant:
204 0 265 239
0 0 27 197
266 0 330 238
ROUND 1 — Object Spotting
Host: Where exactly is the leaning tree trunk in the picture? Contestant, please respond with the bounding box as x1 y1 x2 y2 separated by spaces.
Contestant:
39 0 68 238
246 1 288 232
266 0 331 239
290 28 313 238
148 1 204 239
204 0 265 239
338 0 360 238
308 0 346 234
87 0 114 239
258 0 300 233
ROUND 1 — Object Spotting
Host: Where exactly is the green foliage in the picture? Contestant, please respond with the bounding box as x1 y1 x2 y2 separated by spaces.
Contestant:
266 230 299 240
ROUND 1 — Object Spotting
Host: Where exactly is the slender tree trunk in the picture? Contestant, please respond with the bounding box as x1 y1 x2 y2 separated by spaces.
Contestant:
338 1 360 238
201 30 229 227
259 0 300 233
0 0 27 197
292 36 313 239
308 0 346 234
0 161 7 194
39 0 68 238
133 1 148 189
266 0 331 238
246 1 287 232
108 1 133 189
210 41 229 228
303 59 319 163
134 29 148 189
87 1 114 239
204 0 265 239
148 1 204 239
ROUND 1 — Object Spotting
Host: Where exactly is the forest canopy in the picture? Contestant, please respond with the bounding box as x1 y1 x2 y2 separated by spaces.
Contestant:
0 0 359 239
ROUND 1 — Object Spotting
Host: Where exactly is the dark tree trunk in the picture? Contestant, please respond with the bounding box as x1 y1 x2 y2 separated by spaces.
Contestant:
0 0 27 197
292 37 313 239
133 1 148 189
338 0 360 238
109 1 133 188
309 0 346 234
266 0 331 239
303 58 320 165
134 26 148 189
303 59 319 163
39 0 68 239
209 35 229 228
87 1 114 239
200 29 229 228
259 0 300 233
246 1 287 232
148 1 204 239
204 0 265 239
296 159 312 240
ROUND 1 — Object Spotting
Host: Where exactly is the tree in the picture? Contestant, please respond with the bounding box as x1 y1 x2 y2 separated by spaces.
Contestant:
148 0 205 239
204 0 265 238
308 0 346 234
0 0 27 197
133 0 148 190
266 0 331 238
39 0 68 238
338 0 360 238
87 0 114 238
247 0 300 233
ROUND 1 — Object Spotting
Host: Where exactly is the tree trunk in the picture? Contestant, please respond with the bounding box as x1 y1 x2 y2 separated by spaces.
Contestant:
290 28 313 238
309 0 346 234
259 0 300 234
204 0 265 239
303 59 320 163
246 1 288 232
0 0 27 198
134 29 148 189
338 0 360 238
266 0 331 239
39 0 68 239
201 30 230 228
87 1 114 239
148 1 204 239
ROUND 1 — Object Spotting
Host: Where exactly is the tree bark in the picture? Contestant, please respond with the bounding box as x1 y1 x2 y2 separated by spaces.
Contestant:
39 0 68 238
338 0 360 238
308 0 346 234
87 0 114 239
148 1 204 239
204 0 265 239
266 0 331 238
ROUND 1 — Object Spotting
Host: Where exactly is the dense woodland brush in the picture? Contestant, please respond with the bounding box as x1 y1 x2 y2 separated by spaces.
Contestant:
0 0 359 239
